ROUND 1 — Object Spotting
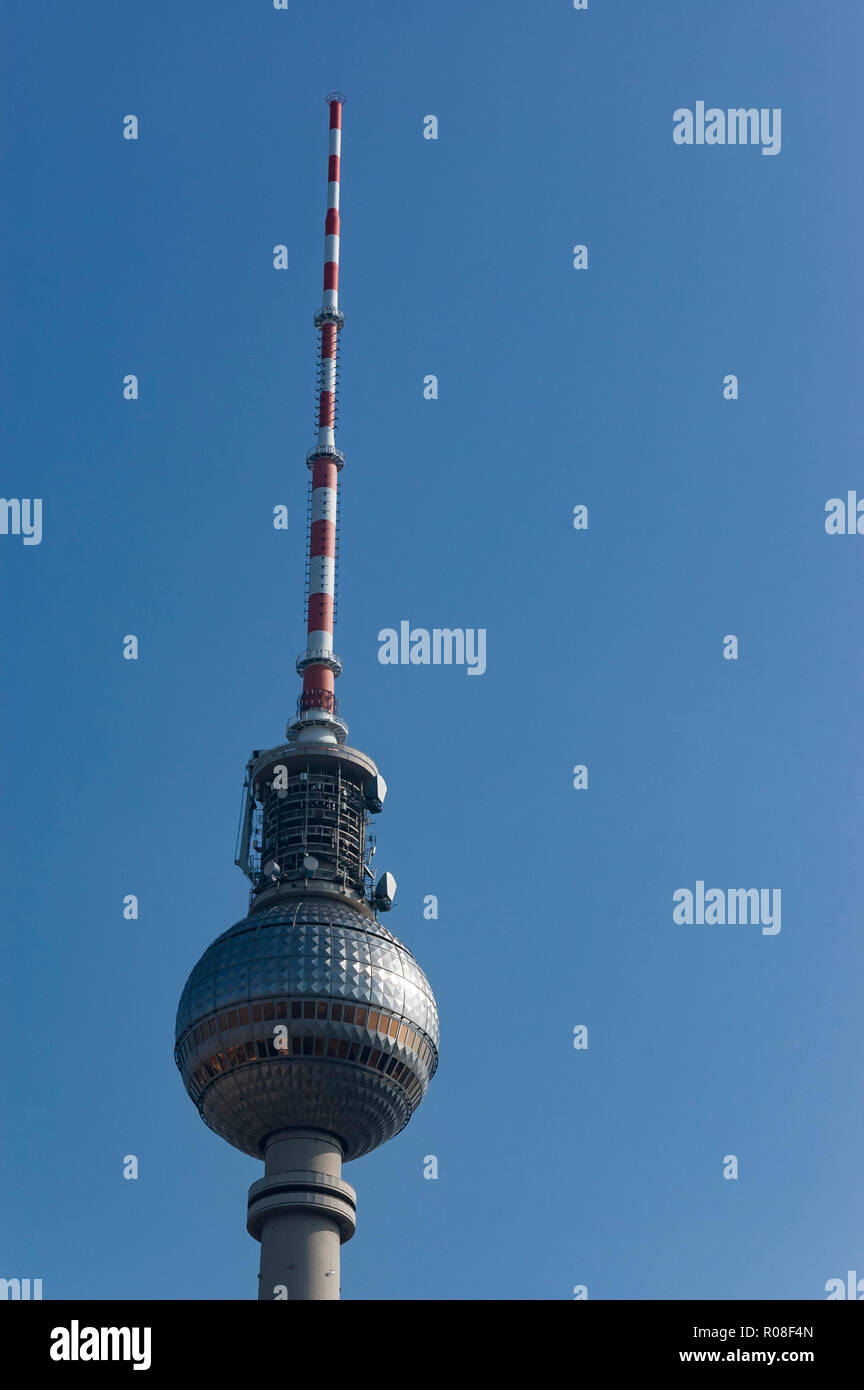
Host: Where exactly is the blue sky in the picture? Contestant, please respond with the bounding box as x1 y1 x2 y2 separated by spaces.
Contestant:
2 0 863 1300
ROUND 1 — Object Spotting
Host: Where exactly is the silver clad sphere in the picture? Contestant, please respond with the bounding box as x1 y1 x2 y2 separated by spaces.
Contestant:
175 898 438 1161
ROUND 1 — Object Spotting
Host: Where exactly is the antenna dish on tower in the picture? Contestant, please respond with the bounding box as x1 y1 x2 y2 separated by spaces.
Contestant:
372 872 397 912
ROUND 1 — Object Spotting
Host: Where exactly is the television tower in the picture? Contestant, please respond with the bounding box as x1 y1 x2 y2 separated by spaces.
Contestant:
175 95 439 1301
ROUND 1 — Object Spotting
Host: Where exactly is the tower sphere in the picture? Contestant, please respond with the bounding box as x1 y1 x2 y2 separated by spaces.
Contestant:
175 898 438 1161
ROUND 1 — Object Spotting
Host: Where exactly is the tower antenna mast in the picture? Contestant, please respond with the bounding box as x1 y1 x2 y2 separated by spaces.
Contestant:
293 92 348 746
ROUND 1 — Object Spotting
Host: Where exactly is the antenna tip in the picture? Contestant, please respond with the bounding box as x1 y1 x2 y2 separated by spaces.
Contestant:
326 91 346 106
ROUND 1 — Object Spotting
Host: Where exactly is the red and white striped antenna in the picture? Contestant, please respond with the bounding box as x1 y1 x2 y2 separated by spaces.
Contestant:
290 93 348 746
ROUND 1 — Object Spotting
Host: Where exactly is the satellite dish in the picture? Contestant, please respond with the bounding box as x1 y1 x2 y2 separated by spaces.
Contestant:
263 859 281 880
304 854 320 874
373 871 397 911
364 774 387 813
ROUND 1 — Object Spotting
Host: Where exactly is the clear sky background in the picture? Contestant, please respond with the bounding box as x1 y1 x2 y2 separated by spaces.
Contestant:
2 0 863 1301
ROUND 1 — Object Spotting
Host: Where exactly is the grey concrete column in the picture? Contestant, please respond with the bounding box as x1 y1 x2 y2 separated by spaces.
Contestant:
247 1128 356 1301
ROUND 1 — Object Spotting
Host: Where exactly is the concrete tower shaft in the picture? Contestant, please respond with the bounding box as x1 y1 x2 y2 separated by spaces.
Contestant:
248 1131 356 1301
